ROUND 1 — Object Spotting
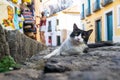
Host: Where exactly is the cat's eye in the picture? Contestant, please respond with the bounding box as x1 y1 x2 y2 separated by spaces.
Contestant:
75 33 78 36
82 36 86 38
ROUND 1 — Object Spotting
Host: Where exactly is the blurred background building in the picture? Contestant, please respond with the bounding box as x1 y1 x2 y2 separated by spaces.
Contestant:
80 0 120 43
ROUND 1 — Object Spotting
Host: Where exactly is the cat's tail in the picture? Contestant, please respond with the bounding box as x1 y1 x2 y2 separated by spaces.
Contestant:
87 41 114 48
43 47 60 59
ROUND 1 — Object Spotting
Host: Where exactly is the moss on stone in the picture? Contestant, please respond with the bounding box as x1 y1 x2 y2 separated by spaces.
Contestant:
0 55 20 73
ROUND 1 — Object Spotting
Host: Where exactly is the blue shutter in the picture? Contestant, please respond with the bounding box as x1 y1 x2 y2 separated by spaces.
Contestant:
88 0 91 13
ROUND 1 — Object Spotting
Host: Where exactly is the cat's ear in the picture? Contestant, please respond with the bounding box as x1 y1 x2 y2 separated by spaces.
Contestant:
87 29 93 36
82 29 93 44
73 23 78 30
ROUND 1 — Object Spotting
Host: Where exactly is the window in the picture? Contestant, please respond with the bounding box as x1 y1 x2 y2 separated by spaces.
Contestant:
56 19 59 25
56 19 60 31
117 5 120 27
86 0 91 16
96 0 100 8
88 0 91 11
82 4 84 15
93 0 101 12
48 21 52 32
81 4 85 19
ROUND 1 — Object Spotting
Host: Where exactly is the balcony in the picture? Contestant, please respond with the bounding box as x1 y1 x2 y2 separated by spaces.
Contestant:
101 0 113 7
93 1 101 12
86 8 91 17
80 12 85 20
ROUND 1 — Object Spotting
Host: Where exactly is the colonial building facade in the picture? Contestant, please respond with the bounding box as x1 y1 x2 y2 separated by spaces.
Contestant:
80 0 120 43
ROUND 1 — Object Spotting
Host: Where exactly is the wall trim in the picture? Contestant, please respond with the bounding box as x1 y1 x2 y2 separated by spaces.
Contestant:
117 5 120 28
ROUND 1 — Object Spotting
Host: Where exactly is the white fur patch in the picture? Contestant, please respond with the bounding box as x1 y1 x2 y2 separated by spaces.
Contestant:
44 37 88 59
74 34 84 42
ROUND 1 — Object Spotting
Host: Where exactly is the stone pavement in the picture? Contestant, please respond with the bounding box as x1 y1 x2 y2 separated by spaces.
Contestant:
0 44 120 80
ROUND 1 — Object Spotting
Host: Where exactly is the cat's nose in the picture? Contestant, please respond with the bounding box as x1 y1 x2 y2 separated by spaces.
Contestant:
77 38 80 41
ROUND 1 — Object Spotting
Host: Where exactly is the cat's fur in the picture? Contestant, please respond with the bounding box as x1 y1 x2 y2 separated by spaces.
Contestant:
44 23 93 59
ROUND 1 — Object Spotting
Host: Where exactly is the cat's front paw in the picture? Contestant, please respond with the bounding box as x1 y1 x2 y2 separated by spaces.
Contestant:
43 55 51 59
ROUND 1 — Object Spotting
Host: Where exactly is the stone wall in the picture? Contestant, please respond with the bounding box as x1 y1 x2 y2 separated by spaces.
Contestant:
0 24 46 63
0 25 10 58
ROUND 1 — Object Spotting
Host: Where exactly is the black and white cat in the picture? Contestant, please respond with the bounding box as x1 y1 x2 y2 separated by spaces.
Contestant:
44 23 93 59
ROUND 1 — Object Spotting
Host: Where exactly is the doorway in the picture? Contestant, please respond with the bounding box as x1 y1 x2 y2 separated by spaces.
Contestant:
57 36 61 46
106 11 113 41
95 19 102 42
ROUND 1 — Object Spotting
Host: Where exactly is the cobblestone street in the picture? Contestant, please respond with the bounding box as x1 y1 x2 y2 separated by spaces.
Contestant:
0 44 120 80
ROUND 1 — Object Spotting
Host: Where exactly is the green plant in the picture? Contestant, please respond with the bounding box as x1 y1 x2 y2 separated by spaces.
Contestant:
0 55 20 73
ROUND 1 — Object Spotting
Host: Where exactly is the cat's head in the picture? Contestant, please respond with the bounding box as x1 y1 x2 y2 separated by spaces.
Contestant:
70 23 93 44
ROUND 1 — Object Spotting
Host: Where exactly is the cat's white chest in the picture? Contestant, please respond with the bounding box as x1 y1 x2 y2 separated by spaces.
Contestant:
59 38 88 56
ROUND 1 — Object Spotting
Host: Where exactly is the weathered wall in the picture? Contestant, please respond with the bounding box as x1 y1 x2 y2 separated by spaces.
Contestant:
0 25 10 58
0 24 46 63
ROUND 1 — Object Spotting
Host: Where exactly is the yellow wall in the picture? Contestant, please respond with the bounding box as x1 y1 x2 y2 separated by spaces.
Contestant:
34 0 41 42
82 0 120 42
114 0 120 36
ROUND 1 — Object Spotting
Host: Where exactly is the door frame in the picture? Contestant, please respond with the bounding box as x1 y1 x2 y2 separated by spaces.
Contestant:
104 8 115 41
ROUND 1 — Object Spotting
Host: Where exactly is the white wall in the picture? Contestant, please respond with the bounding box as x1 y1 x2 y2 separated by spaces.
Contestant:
58 13 81 38
45 15 61 46
45 12 82 46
